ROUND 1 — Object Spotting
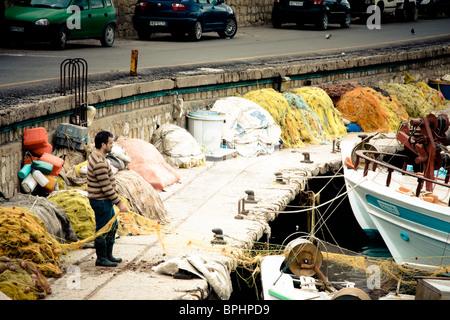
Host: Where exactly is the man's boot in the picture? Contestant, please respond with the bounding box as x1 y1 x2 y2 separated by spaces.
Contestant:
95 247 117 267
107 243 122 263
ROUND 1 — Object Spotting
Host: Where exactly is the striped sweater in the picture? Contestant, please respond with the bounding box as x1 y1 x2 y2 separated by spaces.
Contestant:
87 151 122 206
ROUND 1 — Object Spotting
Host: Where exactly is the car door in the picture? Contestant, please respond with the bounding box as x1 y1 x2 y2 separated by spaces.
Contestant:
88 0 111 37
201 0 228 30
324 0 343 21
68 0 91 38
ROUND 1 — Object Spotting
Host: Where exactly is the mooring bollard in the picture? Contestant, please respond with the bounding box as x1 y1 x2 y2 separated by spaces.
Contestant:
130 49 138 76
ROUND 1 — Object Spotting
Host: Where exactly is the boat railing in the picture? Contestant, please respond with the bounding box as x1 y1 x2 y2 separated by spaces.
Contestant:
353 150 450 206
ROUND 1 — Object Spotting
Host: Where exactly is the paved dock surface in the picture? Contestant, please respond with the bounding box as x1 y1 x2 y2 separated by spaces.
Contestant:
43 133 398 300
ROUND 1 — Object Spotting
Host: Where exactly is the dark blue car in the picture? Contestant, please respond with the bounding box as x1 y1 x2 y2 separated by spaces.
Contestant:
132 0 237 41
272 0 351 30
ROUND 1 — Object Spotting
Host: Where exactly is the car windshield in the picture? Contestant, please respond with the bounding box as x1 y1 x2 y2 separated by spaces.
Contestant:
14 0 73 9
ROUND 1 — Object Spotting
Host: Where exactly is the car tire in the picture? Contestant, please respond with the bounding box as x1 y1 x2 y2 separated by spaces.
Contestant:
407 6 418 21
189 20 202 41
101 24 115 47
52 26 68 50
317 12 328 30
340 12 351 28
218 18 237 38
271 8 282 28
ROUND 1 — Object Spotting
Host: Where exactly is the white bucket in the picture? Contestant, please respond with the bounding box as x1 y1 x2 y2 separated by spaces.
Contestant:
32 170 49 187
187 110 225 153
21 173 38 193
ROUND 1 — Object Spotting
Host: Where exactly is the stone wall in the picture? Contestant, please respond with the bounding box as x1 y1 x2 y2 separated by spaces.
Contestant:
1 46 450 197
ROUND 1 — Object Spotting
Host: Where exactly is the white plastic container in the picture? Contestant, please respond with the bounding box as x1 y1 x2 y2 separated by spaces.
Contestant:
32 170 49 187
21 173 38 193
187 110 225 153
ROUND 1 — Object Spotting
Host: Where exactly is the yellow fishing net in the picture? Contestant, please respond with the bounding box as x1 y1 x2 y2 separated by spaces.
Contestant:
336 87 409 132
291 86 347 138
48 190 95 240
379 72 447 118
283 92 329 145
243 88 306 148
242 88 346 148
0 203 164 300
0 256 52 300
380 83 436 118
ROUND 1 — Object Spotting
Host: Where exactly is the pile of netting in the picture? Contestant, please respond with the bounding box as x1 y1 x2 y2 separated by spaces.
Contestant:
242 88 346 148
243 88 306 148
0 200 165 300
0 256 52 300
283 92 329 145
323 81 360 104
335 87 409 132
379 73 447 118
291 86 348 139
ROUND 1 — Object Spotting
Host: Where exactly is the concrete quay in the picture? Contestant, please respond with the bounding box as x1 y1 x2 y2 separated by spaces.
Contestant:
44 132 397 301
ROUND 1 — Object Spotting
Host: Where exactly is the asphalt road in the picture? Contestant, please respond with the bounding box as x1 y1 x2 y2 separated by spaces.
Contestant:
0 16 449 107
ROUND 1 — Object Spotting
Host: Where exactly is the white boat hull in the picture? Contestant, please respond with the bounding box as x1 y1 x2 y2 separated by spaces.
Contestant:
341 141 450 270
341 141 379 239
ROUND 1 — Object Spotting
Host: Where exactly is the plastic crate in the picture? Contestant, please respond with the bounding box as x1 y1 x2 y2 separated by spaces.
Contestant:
55 123 88 151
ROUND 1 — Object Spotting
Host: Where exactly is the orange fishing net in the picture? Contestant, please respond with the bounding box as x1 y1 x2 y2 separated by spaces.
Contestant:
336 87 409 132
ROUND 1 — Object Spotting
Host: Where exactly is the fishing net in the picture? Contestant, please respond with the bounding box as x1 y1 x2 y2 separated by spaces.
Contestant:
323 81 361 104
243 88 306 148
0 206 66 278
335 87 409 132
0 204 165 299
379 83 436 118
0 193 77 243
291 86 347 138
114 169 168 223
283 92 329 145
0 257 52 300
48 190 96 240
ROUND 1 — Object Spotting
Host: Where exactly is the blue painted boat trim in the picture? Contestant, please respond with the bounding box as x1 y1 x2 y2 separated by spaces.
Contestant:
366 195 450 233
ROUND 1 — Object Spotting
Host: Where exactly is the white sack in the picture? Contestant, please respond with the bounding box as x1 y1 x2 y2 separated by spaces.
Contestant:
212 97 281 157
152 123 205 168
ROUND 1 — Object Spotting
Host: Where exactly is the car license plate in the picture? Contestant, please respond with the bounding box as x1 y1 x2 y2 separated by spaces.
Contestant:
149 21 166 26
289 1 303 6
10 26 25 32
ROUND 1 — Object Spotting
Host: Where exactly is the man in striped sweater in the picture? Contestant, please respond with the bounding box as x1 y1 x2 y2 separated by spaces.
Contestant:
88 130 128 267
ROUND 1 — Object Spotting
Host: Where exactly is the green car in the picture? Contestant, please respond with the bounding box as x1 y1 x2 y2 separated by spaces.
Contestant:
3 0 117 49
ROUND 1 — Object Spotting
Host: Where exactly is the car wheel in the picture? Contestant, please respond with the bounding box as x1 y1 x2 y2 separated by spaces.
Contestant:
189 20 202 41
271 8 282 28
407 6 418 21
218 18 237 38
101 24 115 47
317 12 328 30
340 12 351 28
52 26 68 50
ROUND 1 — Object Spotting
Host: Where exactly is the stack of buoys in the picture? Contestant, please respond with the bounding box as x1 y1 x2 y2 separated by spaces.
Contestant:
20 127 64 195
